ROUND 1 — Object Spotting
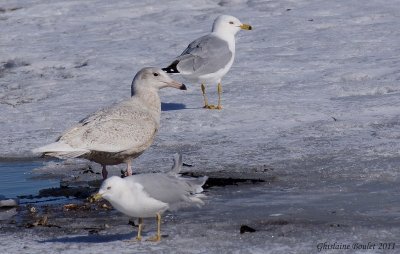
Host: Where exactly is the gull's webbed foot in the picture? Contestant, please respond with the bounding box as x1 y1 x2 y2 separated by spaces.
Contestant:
146 212 162 242
204 104 216 109
201 82 223 110
146 234 161 242
123 217 143 242
123 237 142 243
203 104 222 110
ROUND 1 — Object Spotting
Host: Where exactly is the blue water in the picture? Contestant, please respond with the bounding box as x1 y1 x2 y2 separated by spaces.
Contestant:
0 160 59 198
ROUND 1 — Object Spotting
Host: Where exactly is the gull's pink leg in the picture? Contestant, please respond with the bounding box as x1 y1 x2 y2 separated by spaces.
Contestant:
124 160 132 176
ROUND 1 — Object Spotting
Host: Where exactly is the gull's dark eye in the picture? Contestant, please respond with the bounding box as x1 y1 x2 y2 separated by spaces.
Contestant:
229 21 234 24
153 72 159 77
107 186 111 190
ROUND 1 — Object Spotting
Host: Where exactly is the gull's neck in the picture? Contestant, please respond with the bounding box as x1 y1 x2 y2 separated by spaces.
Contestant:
131 84 161 125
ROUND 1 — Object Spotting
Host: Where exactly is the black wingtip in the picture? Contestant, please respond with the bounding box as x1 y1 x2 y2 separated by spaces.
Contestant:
161 67 173 73
162 60 180 73
180 84 187 90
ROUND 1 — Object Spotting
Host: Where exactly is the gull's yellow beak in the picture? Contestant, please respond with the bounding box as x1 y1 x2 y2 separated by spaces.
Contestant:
240 23 253 30
92 193 103 201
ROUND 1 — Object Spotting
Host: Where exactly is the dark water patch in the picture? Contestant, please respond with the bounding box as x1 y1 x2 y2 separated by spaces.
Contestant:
0 161 58 198
40 232 133 243
0 157 46 162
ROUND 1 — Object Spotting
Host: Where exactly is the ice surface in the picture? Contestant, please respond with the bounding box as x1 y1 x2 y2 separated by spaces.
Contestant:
1 182 400 254
1 0 399 181
1 0 400 253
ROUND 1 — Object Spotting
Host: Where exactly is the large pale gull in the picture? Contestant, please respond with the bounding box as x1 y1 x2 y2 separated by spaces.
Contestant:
33 68 186 179
163 15 252 110
92 154 208 242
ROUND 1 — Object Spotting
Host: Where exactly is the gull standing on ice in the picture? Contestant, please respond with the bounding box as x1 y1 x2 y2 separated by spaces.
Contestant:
163 15 252 110
33 68 186 179
92 154 208 242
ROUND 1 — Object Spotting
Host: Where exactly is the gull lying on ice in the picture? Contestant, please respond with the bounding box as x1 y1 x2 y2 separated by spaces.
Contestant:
33 67 186 179
163 15 252 109
92 154 208 242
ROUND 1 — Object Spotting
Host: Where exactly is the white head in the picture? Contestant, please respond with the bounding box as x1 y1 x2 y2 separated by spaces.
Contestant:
212 15 252 36
94 176 126 202
131 67 186 96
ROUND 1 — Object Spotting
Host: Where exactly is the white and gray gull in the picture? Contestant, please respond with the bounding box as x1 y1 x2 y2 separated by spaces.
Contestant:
163 15 252 110
92 154 208 242
33 67 186 179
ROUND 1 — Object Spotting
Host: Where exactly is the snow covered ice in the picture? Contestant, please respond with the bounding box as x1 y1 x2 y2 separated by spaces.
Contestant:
1 0 400 253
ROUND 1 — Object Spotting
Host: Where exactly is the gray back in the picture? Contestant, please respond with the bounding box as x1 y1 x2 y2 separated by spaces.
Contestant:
176 34 233 76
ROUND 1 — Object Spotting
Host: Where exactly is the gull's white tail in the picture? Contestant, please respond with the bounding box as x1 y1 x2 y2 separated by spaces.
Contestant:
168 153 208 207
170 153 183 175
183 175 208 207
32 141 89 159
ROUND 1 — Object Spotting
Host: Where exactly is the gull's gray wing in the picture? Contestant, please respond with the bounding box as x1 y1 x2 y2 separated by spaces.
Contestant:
129 173 207 208
174 34 233 76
